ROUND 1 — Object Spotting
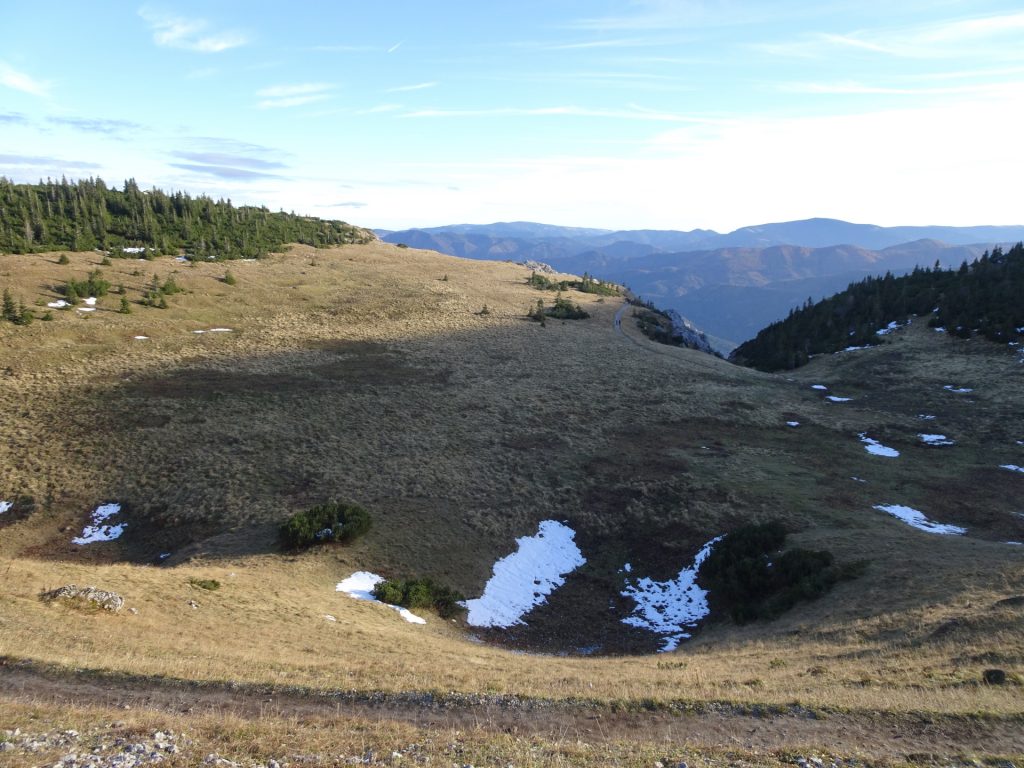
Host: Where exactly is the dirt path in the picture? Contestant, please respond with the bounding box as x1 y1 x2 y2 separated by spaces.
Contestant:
2 661 1021 759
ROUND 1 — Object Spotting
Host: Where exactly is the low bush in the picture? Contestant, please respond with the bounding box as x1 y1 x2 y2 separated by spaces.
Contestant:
700 521 849 623
372 577 465 619
188 578 221 591
279 501 371 549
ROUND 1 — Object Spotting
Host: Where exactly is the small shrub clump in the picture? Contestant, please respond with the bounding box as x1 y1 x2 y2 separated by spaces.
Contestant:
699 520 852 623
188 578 221 591
279 501 372 549
372 577 465 619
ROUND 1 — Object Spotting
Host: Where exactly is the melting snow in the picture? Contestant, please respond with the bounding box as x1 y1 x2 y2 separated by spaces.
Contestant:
1000 465 1024 474
72 503 126 544
336 571 426 624
919 434 955 446
826 396 852 403
209 328 233 332
873 504 966 535
786 421 800 427
918 414 937 420
851 477 867 483
1007 542 1023 546
876 320 905 336
933 327 947 333
0 500 12 514
133 335 149 340
841 345 871 353
464 520 586 628
859 433 899 457
83 297 97 306
47 299 68 308
944 385 973 394
77 307 96 313
621 536 723 652
811 384 828 391
122 247 146 254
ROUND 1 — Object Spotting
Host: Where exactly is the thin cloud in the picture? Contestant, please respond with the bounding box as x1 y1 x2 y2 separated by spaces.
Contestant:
47 116 144 134
385 81 437 93
760 11 1024 60
0 153 100 169
387 41 403 53
570 1 756 32
257 83 334 108
139 7 248 53
0 112 28 124
171 151 287 170
401 105 712 122
323 201 368 208
0 61 50 96
169 162 281 180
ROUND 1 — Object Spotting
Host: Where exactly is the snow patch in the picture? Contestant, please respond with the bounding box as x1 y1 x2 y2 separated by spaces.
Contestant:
209 328 233 332
811 384 828 391
918 414 937 421
77 307 96 313
841 345 870 353
620 536 723 652
0 500 12 514
83 296 97 306
826 396 852 403
1000 465 1024 474
336 571 426 624
876 320 905 336
72 503 126 544
919 434 955 446
873 504 966 535
859 433 899 458
851 477 866 483
122 247 146 254
943 385 973 394
47 299 68 308
933 327 946 333
786 421 800 427
133 335 149 340
464 520 586 628
1006 541 1023 546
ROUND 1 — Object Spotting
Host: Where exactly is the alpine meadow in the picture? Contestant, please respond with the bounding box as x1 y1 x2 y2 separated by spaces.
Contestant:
2 2 1023 767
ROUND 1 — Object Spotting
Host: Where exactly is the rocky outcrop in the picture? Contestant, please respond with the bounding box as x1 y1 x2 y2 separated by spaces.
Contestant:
40 585 125 612
665 310 718 355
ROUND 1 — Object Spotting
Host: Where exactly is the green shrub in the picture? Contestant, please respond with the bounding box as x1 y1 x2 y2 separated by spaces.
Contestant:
371 577 465 619
61 269 110 301
700 521 846 623
223 270 237 286
188 578 221 591
279 501 371 549
57 253 70 265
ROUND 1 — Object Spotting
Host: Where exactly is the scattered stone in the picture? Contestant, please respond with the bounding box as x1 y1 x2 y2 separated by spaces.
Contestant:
40 585 125 613
983 668 1007 685
188 599 200 609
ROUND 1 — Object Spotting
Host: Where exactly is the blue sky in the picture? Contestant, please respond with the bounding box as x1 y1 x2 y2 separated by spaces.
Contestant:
2 1 1023 231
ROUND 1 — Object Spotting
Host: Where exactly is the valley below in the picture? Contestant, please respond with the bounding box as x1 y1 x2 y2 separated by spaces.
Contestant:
1 241 1022 767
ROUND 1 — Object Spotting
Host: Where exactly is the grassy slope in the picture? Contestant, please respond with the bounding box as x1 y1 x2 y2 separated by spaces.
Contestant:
0 243 1022 738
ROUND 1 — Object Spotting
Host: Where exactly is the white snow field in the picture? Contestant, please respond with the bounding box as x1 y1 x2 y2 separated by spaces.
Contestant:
464 520 586 628
873 504 966 535
859 433 899 457
335 571 426 624
621 536 723 652
1000 465 1024 474
72 503 125 544
919 434 955 446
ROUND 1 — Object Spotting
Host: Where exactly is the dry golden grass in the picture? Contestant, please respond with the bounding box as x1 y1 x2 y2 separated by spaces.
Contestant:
0 242 1022 728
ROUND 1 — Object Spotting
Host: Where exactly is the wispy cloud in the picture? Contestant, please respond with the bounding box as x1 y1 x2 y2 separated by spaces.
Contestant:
570 0 757 32
777 80 1012 96
0 112 28 124
47 116 144 135
171 151 286 170
169 163 281 180
387 41 403 54
760 11 1024 60
385 81 437 93
0 61 50 96
402 104 713 123
322 201 368 208
139 7 248 53
0 153 100 170
256 83 335 109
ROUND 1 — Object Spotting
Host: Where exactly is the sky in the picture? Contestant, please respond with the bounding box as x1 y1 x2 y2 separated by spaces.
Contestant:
2 1 1023 232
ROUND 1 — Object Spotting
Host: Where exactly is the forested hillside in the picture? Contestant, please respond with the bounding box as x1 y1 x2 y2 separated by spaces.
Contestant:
0 177 373 259
731 243 1024 371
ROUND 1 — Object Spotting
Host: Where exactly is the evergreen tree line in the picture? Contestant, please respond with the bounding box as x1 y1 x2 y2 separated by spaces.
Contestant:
0 176 374 259
731 243 1024 371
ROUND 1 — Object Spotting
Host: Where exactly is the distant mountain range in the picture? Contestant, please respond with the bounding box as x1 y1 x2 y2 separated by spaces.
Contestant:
379 218 1024 349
